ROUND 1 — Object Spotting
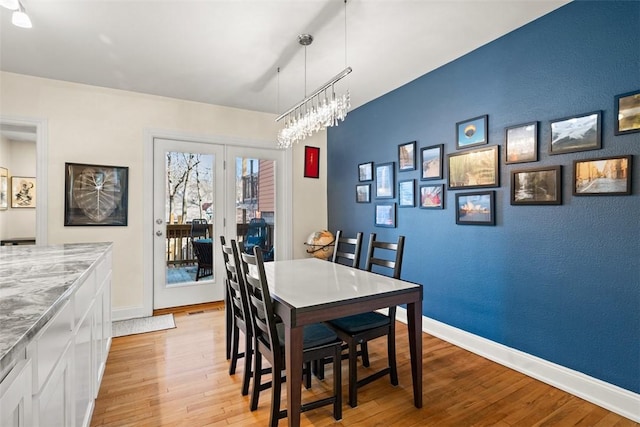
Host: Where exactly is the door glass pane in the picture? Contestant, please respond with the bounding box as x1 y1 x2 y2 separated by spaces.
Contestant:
235 157 275 261
165 151 214 285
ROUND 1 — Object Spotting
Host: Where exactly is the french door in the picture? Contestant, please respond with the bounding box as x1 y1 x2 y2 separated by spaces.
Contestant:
153 138 225 309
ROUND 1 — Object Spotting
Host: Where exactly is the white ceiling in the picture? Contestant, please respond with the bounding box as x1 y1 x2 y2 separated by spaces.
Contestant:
0 0 569 118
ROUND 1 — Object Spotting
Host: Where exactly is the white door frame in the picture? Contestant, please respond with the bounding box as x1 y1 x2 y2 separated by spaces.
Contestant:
0 115 48 245
142 129 292 317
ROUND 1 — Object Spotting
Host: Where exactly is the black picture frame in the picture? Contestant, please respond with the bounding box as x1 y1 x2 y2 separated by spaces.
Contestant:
398 179 415 207
356 184 371 203
505 121 538 164
549 111 601 155
375 202 396 228
573 155 632 196
511 165 562 205
455 191 495 226
398 141 417 171
615 90 640 135
456 115 488 150
420 144 443 180
358 161 373 182
419 184 444 209
448 145 499 189
376 162 395 199
64 162 129 226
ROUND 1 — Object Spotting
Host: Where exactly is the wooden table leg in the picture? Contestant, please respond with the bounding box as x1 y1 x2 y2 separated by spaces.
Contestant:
285 323 303 426
407 300 423 408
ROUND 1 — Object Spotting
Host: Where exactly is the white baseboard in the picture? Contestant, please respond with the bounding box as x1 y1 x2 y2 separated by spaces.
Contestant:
395 307 640 422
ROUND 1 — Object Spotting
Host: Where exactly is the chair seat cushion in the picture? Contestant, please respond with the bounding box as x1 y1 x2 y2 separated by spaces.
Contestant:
328 311 390 334
277 323 338 349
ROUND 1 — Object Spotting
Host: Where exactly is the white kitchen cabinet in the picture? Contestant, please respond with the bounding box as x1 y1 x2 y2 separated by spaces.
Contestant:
0 359 32 427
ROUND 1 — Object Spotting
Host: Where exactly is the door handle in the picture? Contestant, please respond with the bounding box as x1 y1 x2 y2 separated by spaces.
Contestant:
156 230 163 237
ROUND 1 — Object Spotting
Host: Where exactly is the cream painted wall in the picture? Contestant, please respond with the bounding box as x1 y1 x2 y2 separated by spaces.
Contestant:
0 71 327 312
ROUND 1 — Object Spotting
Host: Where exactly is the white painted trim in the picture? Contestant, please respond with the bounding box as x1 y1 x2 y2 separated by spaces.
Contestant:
112 305 146 322
142 128 293 315
395 307 640 422
0 115 48 245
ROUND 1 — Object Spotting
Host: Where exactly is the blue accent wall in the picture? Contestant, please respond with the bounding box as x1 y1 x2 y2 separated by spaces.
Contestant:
327 1 640 393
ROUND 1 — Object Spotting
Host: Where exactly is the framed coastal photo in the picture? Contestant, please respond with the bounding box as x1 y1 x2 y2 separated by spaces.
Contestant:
420 144 443 180
505 121 538 164
376 162 395 199
398 179 415 207
356 184 371 203
419 184 444 209
304 146 320 178
550 111 601 155
11 176 36 208
65 162 129 226
455 191 495 226
574 155 632 196
358 162 373 182
448 145 499 189
0 167 7 210
375 203 396 228
398 141 416 171
456 115 488 150
615 90 640 135
511 165 562 205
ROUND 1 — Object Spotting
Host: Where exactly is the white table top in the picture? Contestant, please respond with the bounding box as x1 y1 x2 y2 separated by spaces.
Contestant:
262 258 420 309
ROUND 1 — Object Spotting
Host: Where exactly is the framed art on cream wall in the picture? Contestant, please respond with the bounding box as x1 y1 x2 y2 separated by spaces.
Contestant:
0 168 7 210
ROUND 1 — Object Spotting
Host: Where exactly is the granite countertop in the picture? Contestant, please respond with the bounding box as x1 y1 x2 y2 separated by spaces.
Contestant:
0 242 112 379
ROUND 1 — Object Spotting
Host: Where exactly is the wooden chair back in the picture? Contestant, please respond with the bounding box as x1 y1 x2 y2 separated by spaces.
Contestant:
221 238 251 333
332 230 363 268
364 233 405 279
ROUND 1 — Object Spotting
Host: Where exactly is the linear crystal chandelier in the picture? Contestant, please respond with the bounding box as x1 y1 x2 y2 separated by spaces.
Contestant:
276 1 351 149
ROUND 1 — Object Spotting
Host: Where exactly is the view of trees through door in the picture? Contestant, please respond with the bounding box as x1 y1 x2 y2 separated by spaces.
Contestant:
165 151 214 285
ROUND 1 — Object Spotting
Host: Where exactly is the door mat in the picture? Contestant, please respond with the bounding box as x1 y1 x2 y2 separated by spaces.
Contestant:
112 314 176 337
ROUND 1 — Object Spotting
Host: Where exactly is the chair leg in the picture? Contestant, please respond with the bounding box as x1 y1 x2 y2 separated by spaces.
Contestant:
388 325 398 386
241 332 252 396
250 349 262 411
348 339 358 408
229 325 240 375
270 368 282 427
304 361 311 389
332 345 343 421
361 342 370 367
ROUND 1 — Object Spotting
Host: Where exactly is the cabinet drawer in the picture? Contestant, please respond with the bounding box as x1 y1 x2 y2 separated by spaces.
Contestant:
28 302 72 393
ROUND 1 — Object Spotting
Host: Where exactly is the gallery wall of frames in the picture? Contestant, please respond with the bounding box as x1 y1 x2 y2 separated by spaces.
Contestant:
326 0 639 397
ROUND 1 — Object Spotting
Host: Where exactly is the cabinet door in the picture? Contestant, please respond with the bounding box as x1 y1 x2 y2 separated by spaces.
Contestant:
75 301 95 427
33 342 72 427
0 360 33 427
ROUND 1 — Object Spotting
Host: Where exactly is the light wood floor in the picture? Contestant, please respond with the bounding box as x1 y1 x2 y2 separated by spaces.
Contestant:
90 303 637 427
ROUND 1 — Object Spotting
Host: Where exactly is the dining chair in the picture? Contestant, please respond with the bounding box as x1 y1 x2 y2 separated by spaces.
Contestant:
332 230 363 268
326 232 405 408
240 246 343 427
220 236 233 360
220 237 253 396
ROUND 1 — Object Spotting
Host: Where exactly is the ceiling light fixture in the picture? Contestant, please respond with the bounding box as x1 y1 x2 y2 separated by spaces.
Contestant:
0 0 19 10
276 0 351 149
11 1 32 28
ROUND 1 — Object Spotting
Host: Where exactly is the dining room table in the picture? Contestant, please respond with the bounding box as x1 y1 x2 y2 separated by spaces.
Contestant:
262 257 423 426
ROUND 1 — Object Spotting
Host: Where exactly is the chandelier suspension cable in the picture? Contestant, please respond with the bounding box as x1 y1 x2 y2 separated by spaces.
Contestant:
275 1 352 148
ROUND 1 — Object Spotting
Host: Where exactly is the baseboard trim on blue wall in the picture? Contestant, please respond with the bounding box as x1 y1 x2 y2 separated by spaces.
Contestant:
394 307 640 422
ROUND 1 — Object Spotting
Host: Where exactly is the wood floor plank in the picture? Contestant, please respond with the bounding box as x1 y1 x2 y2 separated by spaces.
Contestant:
90 302 638 426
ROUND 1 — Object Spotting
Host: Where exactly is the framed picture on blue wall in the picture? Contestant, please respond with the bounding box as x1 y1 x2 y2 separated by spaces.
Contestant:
511 165 562 205
455 191 495 225
358 162 373 181
448 145 499 189
549 111 601 155
375 162 395 198
356 184 371 203
398 141 416 171
398 179 415 207
419 184 444 209
573 156 632 196
615 90 640 135
420 144 443 180
505 121 538 164
456 115 488 149
375 203 396 228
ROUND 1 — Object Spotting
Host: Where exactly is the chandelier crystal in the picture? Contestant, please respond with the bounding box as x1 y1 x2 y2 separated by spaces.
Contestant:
276 68 351 149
